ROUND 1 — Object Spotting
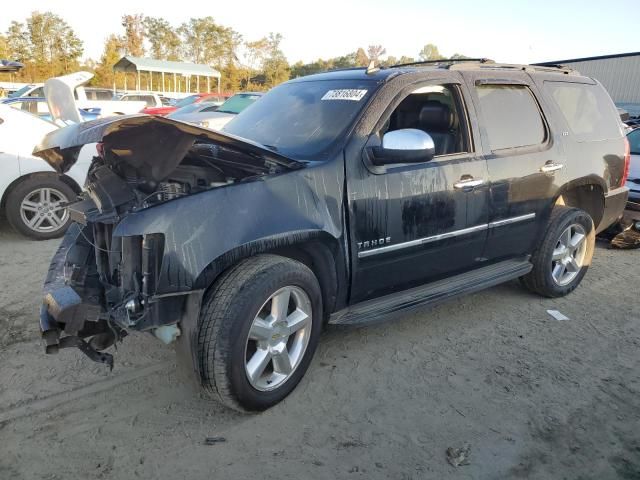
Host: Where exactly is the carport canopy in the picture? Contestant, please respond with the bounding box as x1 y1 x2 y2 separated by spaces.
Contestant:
113 55 222 94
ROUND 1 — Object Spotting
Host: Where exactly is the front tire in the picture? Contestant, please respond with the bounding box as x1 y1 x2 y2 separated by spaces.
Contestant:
521 207 595 297
5 176 76 240
197 254 322 412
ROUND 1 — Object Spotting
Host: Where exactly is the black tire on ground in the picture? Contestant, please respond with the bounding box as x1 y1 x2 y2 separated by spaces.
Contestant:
521 206 595 298
5 175 76 240
197 254 323 412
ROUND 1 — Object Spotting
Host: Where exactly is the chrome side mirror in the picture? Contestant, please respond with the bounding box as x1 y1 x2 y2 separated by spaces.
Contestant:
370 128 435 165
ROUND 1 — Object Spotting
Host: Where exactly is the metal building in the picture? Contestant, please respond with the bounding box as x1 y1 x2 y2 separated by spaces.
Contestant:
536 52 640 114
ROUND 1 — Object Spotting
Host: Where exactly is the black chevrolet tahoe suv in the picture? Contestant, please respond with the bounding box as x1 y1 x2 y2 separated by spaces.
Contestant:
35 60 630 411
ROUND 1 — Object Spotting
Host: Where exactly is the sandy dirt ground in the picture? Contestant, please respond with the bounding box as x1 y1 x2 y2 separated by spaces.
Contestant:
0 220 639 480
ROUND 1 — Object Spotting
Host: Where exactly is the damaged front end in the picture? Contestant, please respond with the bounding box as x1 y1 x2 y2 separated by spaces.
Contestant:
36 115 305 368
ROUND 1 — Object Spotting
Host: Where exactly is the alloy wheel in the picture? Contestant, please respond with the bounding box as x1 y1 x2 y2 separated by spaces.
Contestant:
244 286 313 391
19 187 70 234
551 223 588 286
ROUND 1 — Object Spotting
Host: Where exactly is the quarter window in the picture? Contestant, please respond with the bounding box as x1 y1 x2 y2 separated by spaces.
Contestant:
544 81 621 142
475 85 546 150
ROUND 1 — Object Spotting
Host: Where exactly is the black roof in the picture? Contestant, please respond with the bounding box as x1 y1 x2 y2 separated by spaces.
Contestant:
535 51 640 65
288 67 400 83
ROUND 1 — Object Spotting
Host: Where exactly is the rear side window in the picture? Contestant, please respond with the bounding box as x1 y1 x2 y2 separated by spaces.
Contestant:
544 81 621 142
475 85 546 150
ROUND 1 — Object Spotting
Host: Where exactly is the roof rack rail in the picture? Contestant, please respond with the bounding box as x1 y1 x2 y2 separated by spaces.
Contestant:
390 58 494 68
449 62 578 75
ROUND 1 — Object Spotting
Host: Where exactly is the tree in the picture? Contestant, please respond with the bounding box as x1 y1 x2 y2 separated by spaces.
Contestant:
262 33 289 88
450 53 470 59
0 35 8 59
121 14 145 56
93 34 124 87
179 17 240 67
243 33 289 88
366 45 386 63
418 43 442 61
355 48 369 67
143 17 181 60
244 37 269 85
6 21 31 62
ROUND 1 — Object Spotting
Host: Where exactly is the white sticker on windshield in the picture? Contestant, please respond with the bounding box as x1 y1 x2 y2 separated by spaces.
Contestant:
321 89 368 101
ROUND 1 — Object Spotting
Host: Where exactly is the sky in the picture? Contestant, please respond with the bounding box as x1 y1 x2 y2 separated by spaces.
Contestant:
1 0 638 65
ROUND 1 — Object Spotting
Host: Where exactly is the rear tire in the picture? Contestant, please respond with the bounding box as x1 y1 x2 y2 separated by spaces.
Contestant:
521 207 595 297
197 254 322 412
5 176 76 240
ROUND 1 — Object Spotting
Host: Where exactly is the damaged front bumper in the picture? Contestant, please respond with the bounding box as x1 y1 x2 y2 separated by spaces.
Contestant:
40 222 197 369
41 223 118 368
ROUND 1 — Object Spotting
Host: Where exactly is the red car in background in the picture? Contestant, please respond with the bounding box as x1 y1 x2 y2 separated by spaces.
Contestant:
142 93 227 116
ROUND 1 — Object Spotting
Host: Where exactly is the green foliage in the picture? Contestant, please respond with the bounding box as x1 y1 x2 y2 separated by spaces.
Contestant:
143 17 181 60
243 33 289 89
1 12 469 96
121 14 144 57
355 48 369 67
419 43 443 61
93 34 124 87
3 12 83 80
178 17 240 68
0 35 9 58
366 45 386 63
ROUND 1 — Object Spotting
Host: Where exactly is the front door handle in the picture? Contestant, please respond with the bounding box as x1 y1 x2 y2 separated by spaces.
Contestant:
454 176 485 190
540 161 564 173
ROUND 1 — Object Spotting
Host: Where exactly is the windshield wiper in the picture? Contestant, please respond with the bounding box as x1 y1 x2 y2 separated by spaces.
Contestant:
216 110 237 114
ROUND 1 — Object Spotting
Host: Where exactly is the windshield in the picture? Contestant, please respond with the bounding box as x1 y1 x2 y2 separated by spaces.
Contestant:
224 80 375 160
9 85 33 98
175 95 199 108
169 102 213 116
217 93 261 114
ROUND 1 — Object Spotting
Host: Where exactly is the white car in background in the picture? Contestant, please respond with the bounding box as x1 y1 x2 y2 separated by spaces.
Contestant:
0 104 94 239
168 92 263 130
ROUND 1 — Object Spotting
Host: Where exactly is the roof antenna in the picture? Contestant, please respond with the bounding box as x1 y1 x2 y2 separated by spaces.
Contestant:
366 60 379 75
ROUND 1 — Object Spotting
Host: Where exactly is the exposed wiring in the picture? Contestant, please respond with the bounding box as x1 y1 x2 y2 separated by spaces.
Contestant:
78 226 119 254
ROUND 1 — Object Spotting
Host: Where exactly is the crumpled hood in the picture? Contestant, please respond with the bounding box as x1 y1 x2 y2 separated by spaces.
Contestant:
33 114 304 182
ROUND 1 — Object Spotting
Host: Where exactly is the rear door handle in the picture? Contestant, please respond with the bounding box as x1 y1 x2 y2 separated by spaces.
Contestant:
540 162 564 173
454 176 485 190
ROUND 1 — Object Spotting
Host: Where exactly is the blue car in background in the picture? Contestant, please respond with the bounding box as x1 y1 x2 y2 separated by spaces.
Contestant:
1 97 100 122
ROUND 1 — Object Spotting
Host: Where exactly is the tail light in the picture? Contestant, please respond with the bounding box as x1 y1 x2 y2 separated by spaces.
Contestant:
621 137 630 187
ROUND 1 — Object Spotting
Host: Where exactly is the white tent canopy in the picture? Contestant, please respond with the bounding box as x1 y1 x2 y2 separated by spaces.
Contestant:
113 55 221 95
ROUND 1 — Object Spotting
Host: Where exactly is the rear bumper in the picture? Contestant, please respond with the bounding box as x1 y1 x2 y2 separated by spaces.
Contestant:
598 187 629 233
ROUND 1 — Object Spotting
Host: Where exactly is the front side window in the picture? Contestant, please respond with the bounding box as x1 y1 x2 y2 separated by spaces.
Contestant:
544 81 622 142
377 84 469 156
475 85 546 150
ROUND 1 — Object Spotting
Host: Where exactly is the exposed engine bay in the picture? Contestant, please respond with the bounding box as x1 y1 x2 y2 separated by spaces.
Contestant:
35 115 305 368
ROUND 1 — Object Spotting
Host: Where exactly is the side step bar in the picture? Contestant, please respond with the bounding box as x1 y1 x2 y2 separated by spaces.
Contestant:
329 258 532 327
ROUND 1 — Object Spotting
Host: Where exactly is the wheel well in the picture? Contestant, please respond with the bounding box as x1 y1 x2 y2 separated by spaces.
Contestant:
267 242 339 319
196 236 342 321
555 183 604 228
1 172 82 211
